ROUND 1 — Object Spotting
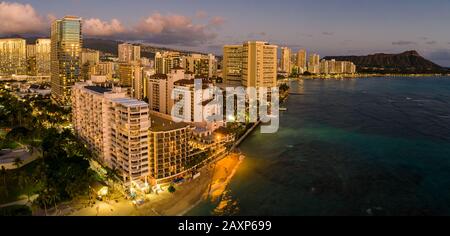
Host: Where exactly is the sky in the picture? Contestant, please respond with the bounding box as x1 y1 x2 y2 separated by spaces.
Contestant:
1 0 450 66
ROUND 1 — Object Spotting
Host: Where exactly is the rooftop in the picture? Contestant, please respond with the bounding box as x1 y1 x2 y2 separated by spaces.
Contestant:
174 78 212 86
149 73 168 80
85 86 112 94
215 126 234 135
111 97 148 107
149 114 190 132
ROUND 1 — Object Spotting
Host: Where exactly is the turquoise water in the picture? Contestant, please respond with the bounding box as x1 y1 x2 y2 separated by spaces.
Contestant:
188 77 450 216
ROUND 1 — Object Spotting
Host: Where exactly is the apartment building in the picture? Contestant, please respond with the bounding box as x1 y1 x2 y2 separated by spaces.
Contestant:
242 41 278 88
147 67 189 114
51 16 82 105
222 45 243 85
72 81 150 182
148 113 191 185
0 38 27 76
183 53 217 78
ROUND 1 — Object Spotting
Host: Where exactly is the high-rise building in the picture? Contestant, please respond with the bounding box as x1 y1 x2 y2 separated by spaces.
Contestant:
344 61 357 74
147 67 187 114
96 61 115 80
307 53 320 74
280 47 292 74
335 61 345 74
0 38 27 76
72 81 194 184
118 62 143 100
51 16 82 105
328 59 336 74
317 59 356 74
35 39 51 76
81 49 100 65
72 81 150 181
140 57 152 68
319 60 329 74
184 53 217 78
242 41 278 88
297 49 307 71
154 51 183 74
118 43 141 63
148 113 191 184
222 45 243 85
81 49 100 80
172 78 215 123
26 44 36 58
26 44 36 76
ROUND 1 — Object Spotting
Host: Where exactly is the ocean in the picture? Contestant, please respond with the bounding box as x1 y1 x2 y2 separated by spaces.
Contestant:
187 77 450 216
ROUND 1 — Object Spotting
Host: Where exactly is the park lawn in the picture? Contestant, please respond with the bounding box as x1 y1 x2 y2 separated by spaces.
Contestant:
0 160 43 204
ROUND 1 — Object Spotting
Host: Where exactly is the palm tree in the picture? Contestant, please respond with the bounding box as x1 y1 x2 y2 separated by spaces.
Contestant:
0 166 8 198
17 171 31 202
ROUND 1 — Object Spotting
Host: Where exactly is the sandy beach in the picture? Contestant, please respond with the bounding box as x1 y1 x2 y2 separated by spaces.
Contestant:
63 153 243 216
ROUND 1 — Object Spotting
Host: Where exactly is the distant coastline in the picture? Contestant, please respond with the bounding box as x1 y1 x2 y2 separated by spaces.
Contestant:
279 73 450 81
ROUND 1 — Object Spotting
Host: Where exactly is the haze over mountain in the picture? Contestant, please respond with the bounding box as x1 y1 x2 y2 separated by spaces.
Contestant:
324 51 448 74
0 35 206 59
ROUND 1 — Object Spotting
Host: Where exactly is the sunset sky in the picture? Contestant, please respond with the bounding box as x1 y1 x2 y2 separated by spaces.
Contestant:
1 0 450 66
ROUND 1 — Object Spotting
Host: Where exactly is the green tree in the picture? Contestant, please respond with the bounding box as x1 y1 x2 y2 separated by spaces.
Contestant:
0 166 8 198
6 126 31 142
168 185 176 193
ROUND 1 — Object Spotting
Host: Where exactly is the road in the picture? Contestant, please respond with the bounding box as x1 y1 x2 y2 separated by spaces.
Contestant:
0 194 38 208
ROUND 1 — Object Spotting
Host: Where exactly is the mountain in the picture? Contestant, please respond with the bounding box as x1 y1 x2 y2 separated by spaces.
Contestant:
323 51 448 74
83 38 123 56
1 35 205 59
83 38 207 58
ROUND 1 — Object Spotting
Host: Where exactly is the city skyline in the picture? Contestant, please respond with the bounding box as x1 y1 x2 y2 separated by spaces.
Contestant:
1 0 450 66
1 1 450 219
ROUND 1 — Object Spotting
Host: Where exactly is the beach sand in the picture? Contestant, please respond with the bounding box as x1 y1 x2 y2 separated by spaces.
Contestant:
66 153 243 216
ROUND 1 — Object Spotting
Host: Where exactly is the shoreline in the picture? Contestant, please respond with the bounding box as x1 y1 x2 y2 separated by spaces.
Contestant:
278 73 450 81
179 153 244 216
49 114 261 216
63 152 245 216
177 121 261 216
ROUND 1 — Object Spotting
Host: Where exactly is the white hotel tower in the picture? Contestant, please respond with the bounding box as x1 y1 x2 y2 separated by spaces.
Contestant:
72 81 150 181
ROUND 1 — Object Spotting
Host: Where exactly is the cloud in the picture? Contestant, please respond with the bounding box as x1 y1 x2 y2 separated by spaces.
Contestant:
83 18 126 36
195 10 208 19
425 41 437 45
0 2 48 35
322 32 334 36
0 2 224 47
392 40 417 46
208 16 225 28
134 12 219 46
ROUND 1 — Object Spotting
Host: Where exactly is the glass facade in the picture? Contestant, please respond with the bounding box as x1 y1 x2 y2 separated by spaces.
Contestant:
51 16 82 105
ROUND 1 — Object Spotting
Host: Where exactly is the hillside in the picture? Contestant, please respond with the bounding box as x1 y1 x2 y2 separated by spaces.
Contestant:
323 51 447 74
1 35 204 59
84 38 205 59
